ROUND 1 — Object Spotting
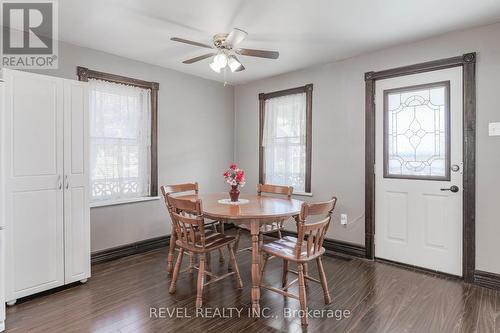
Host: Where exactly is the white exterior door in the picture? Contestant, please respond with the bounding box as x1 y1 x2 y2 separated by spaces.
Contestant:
3 69 65 300
63 80 91 284
375 67 463 276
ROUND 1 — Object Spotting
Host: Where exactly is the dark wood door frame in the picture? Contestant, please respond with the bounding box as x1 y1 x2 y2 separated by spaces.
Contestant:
364 53 476 282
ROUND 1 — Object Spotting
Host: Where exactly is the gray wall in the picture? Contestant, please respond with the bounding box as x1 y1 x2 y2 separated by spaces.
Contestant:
21 22 500 275
234 23 500 274
32 41 235 252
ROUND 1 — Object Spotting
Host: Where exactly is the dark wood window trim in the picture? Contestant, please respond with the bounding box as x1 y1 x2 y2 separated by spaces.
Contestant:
364 53 476 283
77 66 159 197
258 84 313 193
383 81 451 181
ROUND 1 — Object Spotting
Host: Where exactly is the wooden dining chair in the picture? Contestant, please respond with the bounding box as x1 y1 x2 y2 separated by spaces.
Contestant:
161 183 224 276
166 194 243 308
233 184 293 253
259 197 337 327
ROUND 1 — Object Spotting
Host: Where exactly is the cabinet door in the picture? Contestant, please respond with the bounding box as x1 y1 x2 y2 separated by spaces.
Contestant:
0 82 5 328
0 230 5 327
3 69 65 301
63 80 90 284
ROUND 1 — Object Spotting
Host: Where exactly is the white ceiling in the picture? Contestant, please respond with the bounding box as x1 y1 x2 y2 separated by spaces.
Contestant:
59 0 500 85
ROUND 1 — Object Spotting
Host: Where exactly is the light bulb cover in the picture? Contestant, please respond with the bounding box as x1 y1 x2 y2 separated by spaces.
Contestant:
209 60 221 73
228 55 243 72
214 53 228 68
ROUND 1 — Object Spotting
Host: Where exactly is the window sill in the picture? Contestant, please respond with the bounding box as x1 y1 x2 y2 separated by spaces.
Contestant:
90 196 161 208
293 192 313 197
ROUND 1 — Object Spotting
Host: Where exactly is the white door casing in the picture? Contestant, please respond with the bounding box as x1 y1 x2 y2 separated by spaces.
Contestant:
3 69 65 300
374 67 463 276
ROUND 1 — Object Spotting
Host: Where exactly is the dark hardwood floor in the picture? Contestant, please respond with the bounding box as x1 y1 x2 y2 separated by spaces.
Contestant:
5 234 500 333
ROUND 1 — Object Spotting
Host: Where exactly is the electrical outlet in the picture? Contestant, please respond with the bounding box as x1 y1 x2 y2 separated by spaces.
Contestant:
340 214 348 225
489 122 500 136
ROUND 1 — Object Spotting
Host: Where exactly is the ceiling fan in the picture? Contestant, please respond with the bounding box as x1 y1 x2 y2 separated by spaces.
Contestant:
171 28 279 73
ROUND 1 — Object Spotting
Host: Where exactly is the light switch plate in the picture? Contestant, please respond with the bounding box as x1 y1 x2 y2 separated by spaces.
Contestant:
489 122 500 136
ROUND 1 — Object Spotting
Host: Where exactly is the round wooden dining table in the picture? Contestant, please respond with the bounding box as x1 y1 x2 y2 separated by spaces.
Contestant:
176 192 303 312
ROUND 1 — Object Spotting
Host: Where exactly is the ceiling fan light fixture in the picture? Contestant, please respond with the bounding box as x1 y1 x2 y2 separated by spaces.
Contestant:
228 55 243 72
172 28 278 77
213 53 228 68
209 59 222 73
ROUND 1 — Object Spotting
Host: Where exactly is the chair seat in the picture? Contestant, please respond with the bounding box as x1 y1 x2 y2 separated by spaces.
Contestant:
204 229 220 239
176 233 236 253
261 236 325 262
178 229 224 243
238 221 284 233
205 218 220 226
178 228 218 240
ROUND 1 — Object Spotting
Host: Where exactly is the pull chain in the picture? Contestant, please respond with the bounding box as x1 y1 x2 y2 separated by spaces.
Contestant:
223 66 228 86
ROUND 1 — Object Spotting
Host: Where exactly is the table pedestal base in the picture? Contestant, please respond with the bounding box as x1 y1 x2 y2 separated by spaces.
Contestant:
250 219 261 313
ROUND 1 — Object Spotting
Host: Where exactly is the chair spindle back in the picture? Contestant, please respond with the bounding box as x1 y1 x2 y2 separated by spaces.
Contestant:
161 182 199 197
166 194 206 249
295 197 337 259
257 183 293 198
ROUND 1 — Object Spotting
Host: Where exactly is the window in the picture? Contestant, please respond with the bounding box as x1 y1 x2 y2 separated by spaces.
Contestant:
77 67 159 203
259 84 312 193
384 81 450 180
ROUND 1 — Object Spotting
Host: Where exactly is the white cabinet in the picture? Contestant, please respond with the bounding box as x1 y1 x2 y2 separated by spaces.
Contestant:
1 69 90 304
0 229 4 333
0 81 5 332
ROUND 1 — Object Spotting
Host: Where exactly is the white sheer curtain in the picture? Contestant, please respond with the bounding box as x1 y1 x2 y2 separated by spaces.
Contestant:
262 92 307 192
89 79 151 202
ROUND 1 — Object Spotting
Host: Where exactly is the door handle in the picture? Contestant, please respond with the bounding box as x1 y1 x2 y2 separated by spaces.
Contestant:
65 175 69 189
57 175 62 190
440 185 459 193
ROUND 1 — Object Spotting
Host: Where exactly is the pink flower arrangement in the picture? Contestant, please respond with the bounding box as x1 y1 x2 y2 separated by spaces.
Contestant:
223 163 245 187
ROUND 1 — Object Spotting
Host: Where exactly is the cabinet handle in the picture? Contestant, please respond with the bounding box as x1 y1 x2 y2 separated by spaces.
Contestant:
57 175 62 190
65 175 69 189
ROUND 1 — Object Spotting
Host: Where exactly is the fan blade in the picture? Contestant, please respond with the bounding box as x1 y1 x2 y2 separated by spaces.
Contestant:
225 28 248 47
171 37 213 49
182 53 215 64
236 48 279 59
